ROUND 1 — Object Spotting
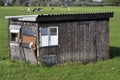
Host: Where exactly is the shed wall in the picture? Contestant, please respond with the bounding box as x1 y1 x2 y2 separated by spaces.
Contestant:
9 20 39 64
39 20 109 63
8 19 110 64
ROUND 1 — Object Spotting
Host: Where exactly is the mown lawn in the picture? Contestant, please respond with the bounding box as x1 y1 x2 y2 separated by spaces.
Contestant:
0 6 120 80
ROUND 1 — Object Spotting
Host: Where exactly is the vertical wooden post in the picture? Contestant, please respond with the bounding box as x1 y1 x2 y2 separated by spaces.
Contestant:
36 23 40 64
8 19 11 59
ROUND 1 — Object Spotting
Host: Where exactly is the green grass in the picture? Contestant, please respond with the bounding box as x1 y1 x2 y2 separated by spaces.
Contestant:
0 6 120 80
0 58 120 80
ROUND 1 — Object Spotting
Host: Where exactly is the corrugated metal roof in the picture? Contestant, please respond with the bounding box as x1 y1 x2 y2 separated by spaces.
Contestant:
5 15 38 21
5 12 113 22
36 12 114 22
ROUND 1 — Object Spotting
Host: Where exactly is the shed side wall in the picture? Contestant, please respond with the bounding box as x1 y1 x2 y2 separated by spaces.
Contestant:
39 20 109 63
9 20 39 64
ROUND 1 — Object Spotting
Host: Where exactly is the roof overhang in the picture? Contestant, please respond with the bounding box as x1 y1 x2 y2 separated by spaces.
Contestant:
5 12 114 22
5 15 38 21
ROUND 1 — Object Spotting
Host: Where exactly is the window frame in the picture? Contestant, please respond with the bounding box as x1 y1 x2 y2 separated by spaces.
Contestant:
9 25 21 43
50 27 58 35
10 32 20 43
41 27 49 36
40 26 58 47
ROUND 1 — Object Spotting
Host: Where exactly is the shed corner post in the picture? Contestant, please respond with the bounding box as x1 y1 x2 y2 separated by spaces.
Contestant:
36 23 40 64
8 19 11 59
107 19 110 59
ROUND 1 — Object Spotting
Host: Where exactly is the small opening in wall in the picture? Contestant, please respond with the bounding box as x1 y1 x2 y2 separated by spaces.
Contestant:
11 33 18 41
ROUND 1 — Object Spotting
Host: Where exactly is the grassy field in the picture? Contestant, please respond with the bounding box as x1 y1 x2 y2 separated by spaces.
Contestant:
0 6 120 80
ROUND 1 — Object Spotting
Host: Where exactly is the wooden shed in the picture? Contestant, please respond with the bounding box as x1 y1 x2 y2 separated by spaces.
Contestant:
5 12 113 65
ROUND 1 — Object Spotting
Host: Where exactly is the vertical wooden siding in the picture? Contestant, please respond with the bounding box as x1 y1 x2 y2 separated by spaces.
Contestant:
39 20 109 63
9 20 39 64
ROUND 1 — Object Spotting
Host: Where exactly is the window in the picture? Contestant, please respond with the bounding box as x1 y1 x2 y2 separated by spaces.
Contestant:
9 25 21 43
40 26 58 47
11 33 18 41
41 28 48 35
50 28 57 35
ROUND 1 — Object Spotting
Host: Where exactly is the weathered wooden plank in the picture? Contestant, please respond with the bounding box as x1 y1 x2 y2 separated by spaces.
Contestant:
68 22 72 62
76 22 80 61
69 22 73 61
78 22 82 61
79 22 87 63
86 22 90 63
97 21 104 61
101 21 106 60
19 46 26 61
35 23 40 64
105 20 110 59
57 24 62 63
90 21 97 62
96 21 100 61
10 44 25 61
74 22 79 61
60 23 68 63
77 22 84 62
79 22 83 62
10 45 17 59
100 20 109 60
64 22 70 62
8 20 11 58
24 48 37 64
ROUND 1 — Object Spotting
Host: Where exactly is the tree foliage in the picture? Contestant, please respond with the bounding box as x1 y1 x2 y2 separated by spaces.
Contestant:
12 0 20 5
102 0 120 6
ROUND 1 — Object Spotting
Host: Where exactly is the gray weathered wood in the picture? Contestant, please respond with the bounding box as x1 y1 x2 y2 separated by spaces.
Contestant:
8 13 112 64
39 20 110 63
24 48 37 64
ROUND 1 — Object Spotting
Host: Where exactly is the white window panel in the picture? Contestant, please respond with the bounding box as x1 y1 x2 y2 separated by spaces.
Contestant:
49 27 58 46
10 29 20 33
40 27 49 47
40 26 58 47
41 36 49 47
50 36 58 45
